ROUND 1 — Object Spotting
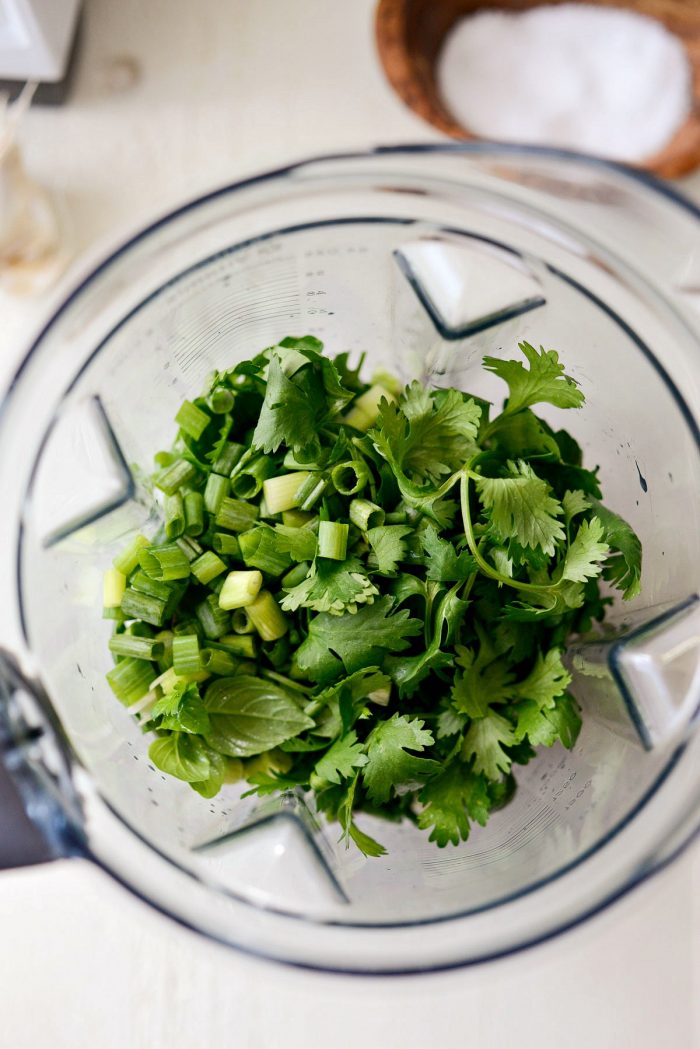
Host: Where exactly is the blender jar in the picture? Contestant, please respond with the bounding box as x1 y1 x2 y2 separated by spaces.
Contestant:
1 146 700 973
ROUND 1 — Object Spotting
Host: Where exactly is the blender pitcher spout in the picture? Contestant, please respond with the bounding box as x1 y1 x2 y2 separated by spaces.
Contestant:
0 649 84 868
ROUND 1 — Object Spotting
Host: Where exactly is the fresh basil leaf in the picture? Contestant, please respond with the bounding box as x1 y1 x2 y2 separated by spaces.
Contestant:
203 676 314 757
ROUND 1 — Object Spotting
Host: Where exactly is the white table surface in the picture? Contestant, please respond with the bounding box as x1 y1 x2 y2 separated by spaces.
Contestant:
1 2 699 1046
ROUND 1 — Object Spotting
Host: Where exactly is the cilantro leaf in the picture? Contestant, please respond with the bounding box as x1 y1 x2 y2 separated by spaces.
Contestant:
369 384 480 520
543 693 582 748
362 713 441 803
503 580 585 621
385 585 467 697
280 557 379 615
451 646 515 717
562 489 589 523
417 760 491 846
483 342 584 417
348 822 388 858
314 730 368 784
420 524 477 582
513 648 571 708
335 772 387 857
366 524 412 575
273 522 318 562
205 415 233 465
589 499 642 599
151 681 211 736
292 596 423 685
374 383 481 485
560 516 610 583
437 705 468 739
476 460 565 556
515 694 582 749
461 711 516 780
488 408 562 459
242 769 309 796
313 667 392 719
252 353 322 457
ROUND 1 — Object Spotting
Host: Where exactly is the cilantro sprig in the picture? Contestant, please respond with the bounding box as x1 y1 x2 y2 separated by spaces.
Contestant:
105 337 641 856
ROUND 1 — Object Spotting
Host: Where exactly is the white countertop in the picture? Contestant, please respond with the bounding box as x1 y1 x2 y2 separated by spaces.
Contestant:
1 2 699 1046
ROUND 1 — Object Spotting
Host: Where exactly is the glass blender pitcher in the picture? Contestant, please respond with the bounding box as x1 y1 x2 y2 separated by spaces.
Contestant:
1 146 700 973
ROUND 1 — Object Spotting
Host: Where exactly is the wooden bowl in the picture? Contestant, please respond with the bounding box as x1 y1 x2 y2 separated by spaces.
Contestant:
375 0 700 178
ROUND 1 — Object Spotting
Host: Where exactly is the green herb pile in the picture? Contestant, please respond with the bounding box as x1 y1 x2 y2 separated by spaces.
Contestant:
103 336 641 856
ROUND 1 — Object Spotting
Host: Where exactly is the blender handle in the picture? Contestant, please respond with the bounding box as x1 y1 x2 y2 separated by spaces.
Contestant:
0 733 56 867
0 650 83 869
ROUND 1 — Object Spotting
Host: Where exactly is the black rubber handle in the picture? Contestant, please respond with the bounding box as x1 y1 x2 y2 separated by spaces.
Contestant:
0 730 56 867
0 651 81 869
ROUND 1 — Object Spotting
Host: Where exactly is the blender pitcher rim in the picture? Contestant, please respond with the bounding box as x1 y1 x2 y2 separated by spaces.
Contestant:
2 144 700 970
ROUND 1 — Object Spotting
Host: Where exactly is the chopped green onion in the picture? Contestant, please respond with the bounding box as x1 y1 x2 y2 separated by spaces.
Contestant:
283 450 322 471
246 590 289 642
164 492 185 540
125 620 155 638
108 635 164 661
282 509 315 528
150 666 179 693
120 589 168 627
103 568 126 608
214 633 257 659
331 460 371 496
172 635 202 675
175 535 203 562
127 689 159 718
172 618 203 638
140 543 191 582
234 660 258 676
231 609 254 634
385 510 408 524
238 528 291 576
154 459 196 495
263 636 290 669
211 532 241 557
204 472 229 515
281 562 310 588
318 520 349 560
262 472 311 515
213 441 244 476
231 455 275 499
200 647 239 675
175 400 210 441
219 569 263 610
106 658 154 705
215 496 259 532
184 491 204 536
154 630 174 669
208 575 225 596
113 534 150 576
343 384 394 431
349 498 385 531
103 607 127 622
191 550 226 584
295 473 329 512
195 594 231 640
209 387 234 414
130 570 172 602
370 368 403 397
